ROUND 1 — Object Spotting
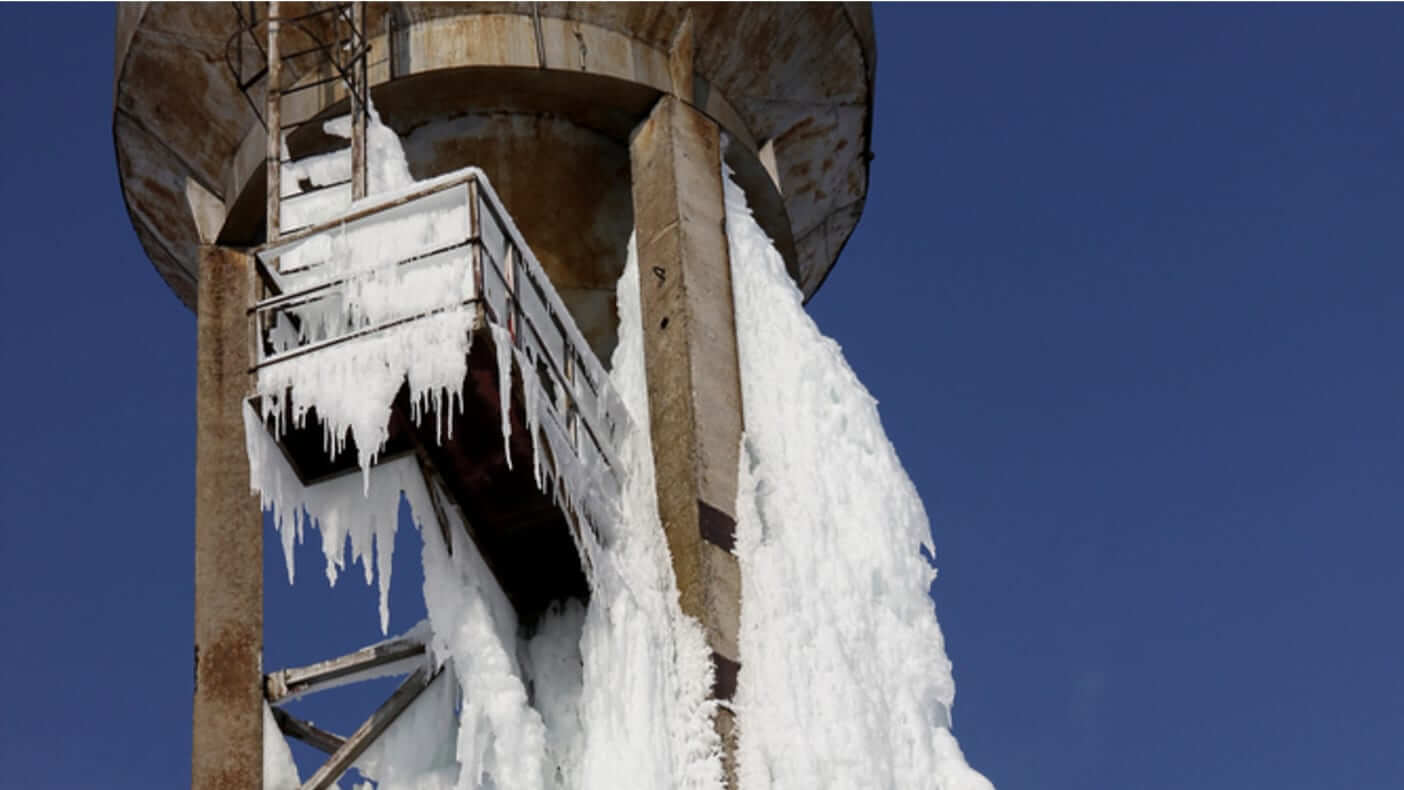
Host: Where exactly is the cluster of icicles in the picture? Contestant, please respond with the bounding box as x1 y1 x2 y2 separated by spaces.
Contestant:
250 107 991 789
252 107 721 790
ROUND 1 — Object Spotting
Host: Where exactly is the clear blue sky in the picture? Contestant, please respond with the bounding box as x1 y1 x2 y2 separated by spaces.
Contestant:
1 4 1400 788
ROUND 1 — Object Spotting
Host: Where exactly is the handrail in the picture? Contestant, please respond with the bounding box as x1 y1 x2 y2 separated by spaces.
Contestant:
248 167 629 502
250 239 474 314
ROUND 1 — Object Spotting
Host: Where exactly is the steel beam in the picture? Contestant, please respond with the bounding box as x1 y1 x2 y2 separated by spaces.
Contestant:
271 707 347 756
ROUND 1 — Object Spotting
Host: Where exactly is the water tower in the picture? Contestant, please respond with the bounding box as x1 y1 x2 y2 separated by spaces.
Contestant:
113 4 875 788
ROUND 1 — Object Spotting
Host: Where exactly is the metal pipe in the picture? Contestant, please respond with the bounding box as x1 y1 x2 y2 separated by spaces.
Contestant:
265 0 281 241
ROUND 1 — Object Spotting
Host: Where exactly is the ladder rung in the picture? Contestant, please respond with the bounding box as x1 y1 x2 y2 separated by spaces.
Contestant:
282 73 347 96
280 178 352 201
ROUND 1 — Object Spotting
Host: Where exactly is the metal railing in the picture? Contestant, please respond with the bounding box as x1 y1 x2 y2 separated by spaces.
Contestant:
247 168 629 504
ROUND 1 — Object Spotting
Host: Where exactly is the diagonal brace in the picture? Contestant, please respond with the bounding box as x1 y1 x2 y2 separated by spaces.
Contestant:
271 707 346 755
300 665 440 790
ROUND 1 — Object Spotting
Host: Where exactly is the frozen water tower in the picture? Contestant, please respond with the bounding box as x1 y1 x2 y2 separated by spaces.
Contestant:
113 4 875 788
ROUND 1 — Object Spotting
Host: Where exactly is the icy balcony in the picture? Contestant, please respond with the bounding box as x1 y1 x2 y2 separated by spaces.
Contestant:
248 168 628 624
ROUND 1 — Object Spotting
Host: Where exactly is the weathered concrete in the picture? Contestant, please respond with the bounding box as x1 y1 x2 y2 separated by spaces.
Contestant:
193 246 261 790
630 95 744 785
113 4 875 309
399 113 634 363
113 6 877 780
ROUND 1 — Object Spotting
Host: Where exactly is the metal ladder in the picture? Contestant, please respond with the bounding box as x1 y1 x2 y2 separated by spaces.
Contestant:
225 6 419 789
224 1 370 242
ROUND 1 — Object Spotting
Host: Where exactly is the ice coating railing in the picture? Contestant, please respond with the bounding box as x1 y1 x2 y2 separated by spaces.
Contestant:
247 167 629 500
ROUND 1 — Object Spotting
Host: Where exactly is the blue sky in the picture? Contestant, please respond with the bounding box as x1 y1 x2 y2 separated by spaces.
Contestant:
1 4 1401 788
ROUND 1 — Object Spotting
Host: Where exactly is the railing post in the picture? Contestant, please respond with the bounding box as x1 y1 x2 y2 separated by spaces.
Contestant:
511 245 522 345
468 180 483 305
563 350 579 451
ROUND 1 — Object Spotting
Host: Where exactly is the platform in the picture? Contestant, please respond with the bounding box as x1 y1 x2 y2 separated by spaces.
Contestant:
246 169 628 627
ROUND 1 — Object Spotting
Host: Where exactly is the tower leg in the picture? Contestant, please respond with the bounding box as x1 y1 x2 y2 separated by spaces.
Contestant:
193 246 262 790
629 95 744 787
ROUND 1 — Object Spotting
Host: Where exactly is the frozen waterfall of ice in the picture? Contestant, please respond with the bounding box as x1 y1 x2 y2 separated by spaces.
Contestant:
250 100 989 789
725 165 993 790
263 702 302 790
250 109 721 789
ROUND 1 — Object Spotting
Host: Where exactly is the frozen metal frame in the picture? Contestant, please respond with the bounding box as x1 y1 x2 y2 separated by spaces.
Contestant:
225 1 371 240
246 168 630 502
251 168 636 785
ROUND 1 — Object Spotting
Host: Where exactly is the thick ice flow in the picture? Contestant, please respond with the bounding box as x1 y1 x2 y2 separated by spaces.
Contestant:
249 105 988 789
245 401 413 634
417 491 550 790
725 167 993 790
248 114 719 789
569 240 722 790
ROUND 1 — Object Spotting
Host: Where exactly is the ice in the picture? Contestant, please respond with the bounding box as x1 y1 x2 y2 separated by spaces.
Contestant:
247 400 416 634
251 98 995 790
491 323 515 469
254 308 476 486
247 236 723 788
281 101 415 231
263 702 301 790
257 158 479 485
417 480 550 789
724 165 993 790
567 238 723 790
353 667 460 790
522 600 587 789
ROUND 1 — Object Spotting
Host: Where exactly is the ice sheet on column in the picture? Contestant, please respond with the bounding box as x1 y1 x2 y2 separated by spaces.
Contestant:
724 165 994 790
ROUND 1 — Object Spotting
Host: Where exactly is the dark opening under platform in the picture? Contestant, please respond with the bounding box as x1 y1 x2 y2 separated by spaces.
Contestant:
256 326 588 629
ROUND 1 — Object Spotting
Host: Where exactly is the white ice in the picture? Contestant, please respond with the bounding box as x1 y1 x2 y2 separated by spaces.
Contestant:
567 239 723 790
725 165 993 790
244 400 414 635
250 103 989 790
263 702 302 790
250 107 713 788
246 237 723 788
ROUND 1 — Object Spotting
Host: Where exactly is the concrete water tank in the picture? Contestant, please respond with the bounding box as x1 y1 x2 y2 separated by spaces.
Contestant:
114 3 875 360
114 6 875 787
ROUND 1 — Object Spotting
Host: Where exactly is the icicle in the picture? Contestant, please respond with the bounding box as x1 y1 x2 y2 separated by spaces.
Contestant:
244 402 305 584
418 472 551 789
513 345 545 490
263 703 301 790
247 104 733 787
491 323 515 470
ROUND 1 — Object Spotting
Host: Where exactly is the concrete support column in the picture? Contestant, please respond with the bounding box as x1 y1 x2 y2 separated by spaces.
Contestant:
193 246 262 790
629 95 744 785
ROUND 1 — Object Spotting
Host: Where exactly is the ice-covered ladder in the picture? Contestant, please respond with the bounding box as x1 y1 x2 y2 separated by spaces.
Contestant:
225 0 370 240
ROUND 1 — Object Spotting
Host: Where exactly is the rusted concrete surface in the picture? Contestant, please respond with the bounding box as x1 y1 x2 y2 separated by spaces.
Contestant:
193 246 262 790
113 3 875 310
116 7 875 779
630 95 744 787
400 112 633 362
